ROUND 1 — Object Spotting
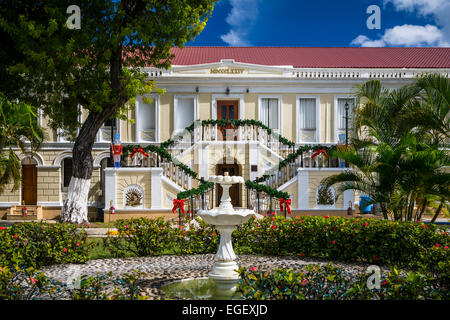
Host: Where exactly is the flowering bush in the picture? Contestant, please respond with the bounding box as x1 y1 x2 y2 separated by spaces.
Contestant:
0 265 55 300
237 263 448 300
0 222 89 269
233 216 449 273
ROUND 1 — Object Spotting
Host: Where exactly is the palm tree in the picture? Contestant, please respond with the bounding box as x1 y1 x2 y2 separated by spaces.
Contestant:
321 75 450 221
0 93 43 194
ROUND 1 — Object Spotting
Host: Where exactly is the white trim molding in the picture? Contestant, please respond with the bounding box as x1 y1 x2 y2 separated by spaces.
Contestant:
296 95 321 144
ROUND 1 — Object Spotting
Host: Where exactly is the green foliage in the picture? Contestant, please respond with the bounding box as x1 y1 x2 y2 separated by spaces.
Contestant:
0 264 55 300
104 217 177 257
0 222 90 269
104 216 449 279
0 93 43 193
322 75 450 221
237 263 448 300
233 216 449 274
104 217 218 257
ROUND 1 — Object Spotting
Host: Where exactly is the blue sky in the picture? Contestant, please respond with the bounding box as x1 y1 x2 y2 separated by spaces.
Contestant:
187 0 450 47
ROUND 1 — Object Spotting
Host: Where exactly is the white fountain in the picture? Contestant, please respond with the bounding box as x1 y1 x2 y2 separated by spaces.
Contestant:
197 172 256 295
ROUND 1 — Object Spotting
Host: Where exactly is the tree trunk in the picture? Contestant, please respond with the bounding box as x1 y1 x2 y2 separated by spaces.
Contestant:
416 199 428 222
60 111 114 224
430 201 444 224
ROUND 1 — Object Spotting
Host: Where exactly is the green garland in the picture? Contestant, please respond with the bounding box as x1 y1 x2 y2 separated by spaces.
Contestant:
123 144 197 179
122 120 338 203
177 181 215 200
245 180 290 200
255 144 335 183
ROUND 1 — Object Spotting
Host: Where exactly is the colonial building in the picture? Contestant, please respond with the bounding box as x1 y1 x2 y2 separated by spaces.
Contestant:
1 47 449 221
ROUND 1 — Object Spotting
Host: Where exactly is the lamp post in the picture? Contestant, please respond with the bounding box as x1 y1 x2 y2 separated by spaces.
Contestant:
344 102 350 168
344 101 349 146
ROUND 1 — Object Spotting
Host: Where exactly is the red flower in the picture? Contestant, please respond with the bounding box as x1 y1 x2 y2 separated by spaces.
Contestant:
362 223 368 227
382 280 387 285
13 235 18 239
211 232 216 237
324 216 329 219
301 279 308 286
373 255 379 261
333 227 337 231
30 277 38 285
76 243 80 246
435 243 441 248
291 221 295 225
250 267 258 272
421 224 428 229
271 212 275 216
331 240 335 244
63 248 67 252
444 246 448 250
299 253 304 257
271 217 275 221
271 225 276 230
0 227 7 230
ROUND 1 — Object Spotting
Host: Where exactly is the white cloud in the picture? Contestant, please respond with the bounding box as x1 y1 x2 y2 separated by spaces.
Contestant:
383 0 447 15
350 35 385 47
220 0 259 46
383 0 450 45
384 24 448 46
351 24 449 47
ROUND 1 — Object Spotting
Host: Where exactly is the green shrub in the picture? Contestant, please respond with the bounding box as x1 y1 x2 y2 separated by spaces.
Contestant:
237 264 448 300
233 215 450 272
0 264 55 300
104 217 178 257
0 222 89 269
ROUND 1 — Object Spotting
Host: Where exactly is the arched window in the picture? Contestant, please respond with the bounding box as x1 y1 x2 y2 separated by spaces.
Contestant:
61 158 73 191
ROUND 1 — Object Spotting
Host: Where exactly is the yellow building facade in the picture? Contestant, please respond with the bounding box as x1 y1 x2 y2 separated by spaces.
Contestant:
1 48 449 221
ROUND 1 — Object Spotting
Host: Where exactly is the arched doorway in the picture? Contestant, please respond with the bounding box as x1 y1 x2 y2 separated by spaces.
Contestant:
216 162 241 207
21 157 37 205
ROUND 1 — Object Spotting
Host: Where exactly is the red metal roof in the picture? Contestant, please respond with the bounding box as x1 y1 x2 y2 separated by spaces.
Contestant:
167 47 450 69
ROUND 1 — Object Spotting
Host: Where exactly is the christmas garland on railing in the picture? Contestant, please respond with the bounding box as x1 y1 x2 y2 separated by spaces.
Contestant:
161 119 296 148
124 120 338 203
123 144 198 179
176 180 215 200
254 144 336 183
245 180 290 199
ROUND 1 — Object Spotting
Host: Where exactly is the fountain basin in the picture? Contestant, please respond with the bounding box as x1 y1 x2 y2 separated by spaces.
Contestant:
160 277 242 300
197 208 255 226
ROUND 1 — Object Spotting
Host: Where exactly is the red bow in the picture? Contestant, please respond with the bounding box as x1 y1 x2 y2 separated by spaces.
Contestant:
279 198 291 214
312 148 329 159
129 147 149 158
172 199 185 214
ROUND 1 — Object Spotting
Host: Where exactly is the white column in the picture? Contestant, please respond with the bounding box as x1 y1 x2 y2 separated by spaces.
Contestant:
150 168 163 209
197 143 209 180
248 142 259 181
104 168 116 209
297 169 309 210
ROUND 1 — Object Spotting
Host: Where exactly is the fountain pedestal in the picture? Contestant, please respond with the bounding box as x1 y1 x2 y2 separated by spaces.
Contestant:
197 173 256 294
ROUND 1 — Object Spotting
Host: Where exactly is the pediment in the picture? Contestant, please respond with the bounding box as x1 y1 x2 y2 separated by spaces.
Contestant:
171 59 292 76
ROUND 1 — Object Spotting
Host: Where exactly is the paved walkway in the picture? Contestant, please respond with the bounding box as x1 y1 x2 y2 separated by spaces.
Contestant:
38 254 388 300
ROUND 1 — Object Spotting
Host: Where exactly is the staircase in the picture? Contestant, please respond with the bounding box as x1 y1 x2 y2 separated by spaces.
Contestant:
6 205 43 220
